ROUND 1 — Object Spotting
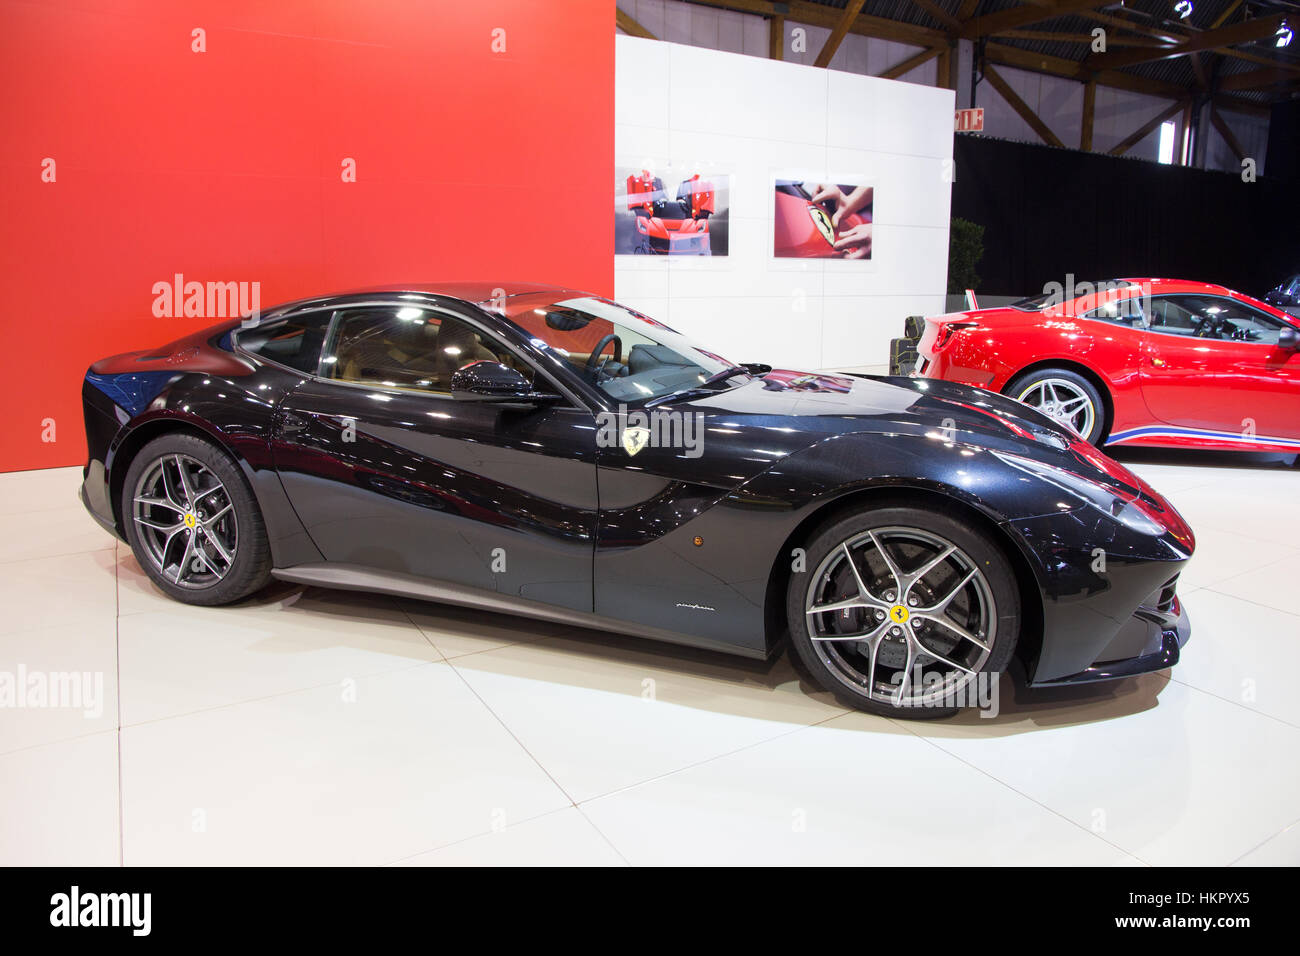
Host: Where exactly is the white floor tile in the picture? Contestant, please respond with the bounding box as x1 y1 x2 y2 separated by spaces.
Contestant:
0 549 117 637
580 711 1129 865
118 586 441 725
0 621 119 754
392 807 626 867
1172 526 1299 592
120 664 570 866
913 677 1300 865
0 731 120 866
450 633 847 803
1231 820 1300 866
1172 590 1300 727
0 502 115 563
0 465 88 515
1206 555 1300 617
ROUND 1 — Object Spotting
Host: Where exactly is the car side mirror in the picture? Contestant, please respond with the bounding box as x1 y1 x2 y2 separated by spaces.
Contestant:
450 361 561 408
1279 327 1299 350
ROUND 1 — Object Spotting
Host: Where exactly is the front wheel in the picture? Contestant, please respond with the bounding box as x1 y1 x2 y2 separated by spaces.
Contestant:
787 505 1019 718
121 433 272 606
1006 368 1106 445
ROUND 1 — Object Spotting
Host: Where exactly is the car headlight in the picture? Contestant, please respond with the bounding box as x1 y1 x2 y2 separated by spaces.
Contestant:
993 451 1166 536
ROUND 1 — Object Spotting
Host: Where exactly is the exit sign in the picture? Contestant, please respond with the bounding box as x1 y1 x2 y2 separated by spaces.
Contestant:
955 108 984 132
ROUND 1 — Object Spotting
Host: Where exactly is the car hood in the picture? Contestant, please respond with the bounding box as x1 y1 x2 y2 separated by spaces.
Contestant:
646 370 1177 536
670 370 1072 453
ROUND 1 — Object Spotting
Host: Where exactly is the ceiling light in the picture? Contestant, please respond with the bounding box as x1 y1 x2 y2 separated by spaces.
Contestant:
1173 1 1193 19
1277 23 1293 48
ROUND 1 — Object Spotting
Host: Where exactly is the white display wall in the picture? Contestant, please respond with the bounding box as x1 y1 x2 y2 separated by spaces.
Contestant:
615 34 955 372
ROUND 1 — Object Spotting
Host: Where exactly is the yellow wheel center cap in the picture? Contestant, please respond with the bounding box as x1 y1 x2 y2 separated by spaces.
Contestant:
184 512 197 529
889 604 909 624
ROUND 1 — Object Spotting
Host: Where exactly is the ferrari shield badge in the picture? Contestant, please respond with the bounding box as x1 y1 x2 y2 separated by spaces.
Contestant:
622 426 651 457
807 205 835 246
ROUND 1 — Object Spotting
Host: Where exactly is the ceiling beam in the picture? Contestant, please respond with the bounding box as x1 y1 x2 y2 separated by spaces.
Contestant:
1189 52 1210 91
912 0 963 34
982 63 1066 148
814 0 868 68
1211 0 1245 31
961 0 1111 41
984 41 1186 98
615 8 658 41
1078 10 1182 44
1218 65 1299 91
681 0 948 48
878 46 944 81
937 42 954 90
997 29 1167 47
1079 8 1299 73
769 13 784 60
1209 104 1248 162
1085 12 1287 72
1080 78 1096 152
1109 99 1185 156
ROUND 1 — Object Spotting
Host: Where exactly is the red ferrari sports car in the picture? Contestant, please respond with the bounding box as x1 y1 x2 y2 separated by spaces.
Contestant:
915 278 1300 453
625 170 714 255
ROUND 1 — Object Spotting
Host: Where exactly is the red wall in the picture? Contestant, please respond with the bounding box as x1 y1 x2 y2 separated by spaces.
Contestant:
0 0 614 472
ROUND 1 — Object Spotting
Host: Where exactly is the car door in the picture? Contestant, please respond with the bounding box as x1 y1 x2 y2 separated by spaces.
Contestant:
271 301 599 612
1140 294 1300 442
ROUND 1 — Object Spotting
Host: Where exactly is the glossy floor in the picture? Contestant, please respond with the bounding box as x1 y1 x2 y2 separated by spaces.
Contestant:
1 454 1298 866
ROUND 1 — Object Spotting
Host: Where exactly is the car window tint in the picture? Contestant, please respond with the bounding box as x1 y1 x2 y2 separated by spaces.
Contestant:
326 307 527 393
238 311 332 374
1084 295 1144 326
1151 296 1290 344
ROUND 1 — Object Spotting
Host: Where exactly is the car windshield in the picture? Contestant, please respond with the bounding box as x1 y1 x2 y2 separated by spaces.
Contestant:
493 294 742 403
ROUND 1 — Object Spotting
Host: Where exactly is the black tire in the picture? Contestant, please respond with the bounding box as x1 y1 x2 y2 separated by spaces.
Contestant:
1005 367 1107 445
786 503 1019 719
121 433 272 606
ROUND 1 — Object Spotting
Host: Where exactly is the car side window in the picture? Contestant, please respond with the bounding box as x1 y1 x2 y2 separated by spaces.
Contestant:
324 307 529 394
237 311 333 374
1083 296 1144 327
1146 297 1200 337
1150 295 1290 345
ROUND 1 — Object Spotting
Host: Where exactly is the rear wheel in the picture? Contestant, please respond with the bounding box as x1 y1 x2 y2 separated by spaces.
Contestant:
121 433 272 606
787 504 1019 718
1006 368 1105 444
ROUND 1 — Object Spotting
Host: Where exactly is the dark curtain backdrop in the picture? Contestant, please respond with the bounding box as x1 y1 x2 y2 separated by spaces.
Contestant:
951 133 1300 299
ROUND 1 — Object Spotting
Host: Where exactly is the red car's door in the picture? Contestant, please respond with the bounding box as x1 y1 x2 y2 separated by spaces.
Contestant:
1140 294 1300 443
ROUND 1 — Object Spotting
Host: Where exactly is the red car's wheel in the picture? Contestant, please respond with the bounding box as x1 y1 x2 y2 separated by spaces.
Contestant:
1007 368 1106 445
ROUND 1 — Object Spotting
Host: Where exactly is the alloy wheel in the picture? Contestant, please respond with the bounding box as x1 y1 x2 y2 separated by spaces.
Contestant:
131 454 239 589
1016 377 1096 438
804 526 996 708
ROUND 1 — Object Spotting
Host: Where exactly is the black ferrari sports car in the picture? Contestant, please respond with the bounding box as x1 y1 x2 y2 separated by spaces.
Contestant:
80 283 1194 717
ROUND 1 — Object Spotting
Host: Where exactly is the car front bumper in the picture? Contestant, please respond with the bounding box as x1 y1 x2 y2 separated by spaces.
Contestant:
1030 596 1190 686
